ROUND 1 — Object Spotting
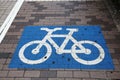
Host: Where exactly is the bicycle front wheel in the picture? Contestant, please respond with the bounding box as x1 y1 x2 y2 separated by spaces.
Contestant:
71 40 105 65
19 40 52 64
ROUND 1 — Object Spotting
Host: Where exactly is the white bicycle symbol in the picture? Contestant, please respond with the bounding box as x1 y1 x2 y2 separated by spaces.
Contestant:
19 28 105 65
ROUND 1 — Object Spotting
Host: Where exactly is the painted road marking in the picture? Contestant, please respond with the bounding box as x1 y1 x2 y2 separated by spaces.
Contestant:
9 25 114 69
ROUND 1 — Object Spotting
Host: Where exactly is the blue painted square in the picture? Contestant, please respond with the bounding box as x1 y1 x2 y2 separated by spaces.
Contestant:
9 25 114 70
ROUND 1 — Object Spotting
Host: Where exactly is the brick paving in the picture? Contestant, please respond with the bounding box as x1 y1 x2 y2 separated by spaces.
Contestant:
0 1 16 27
104 0 120 32
0 0 120 80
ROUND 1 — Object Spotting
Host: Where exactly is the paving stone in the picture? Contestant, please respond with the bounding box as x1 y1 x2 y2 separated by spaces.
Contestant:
8 71 24 77
114 65 120 71
113 59 120 65
15 78 31 80
48 78 64 80
3 48 15 53
24 71 40 77
0 45 5 52
0 53 9 59
0 71 8 77
90 71 107 78
0 64 3 70
6 58 11 64
82 79 96 80
2 64 17 70
118 59 120 63
73 71 90 78
107 71 120 79
0 59 6 64
31 78 48 80
57 71 73 77
40 70 57 78
0 78 14 80
65 78 82 80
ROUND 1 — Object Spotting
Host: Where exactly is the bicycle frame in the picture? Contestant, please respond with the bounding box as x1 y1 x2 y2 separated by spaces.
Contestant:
34 28 87 54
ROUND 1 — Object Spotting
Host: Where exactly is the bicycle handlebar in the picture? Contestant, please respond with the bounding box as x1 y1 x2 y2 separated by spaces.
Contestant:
41 28 78 32
66 28 78 32
41 28 62 31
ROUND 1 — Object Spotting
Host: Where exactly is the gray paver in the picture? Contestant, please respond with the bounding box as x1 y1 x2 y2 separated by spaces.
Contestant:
57 71 73 77
24 71 40 77
40 70 57 78
82 79 96 80
65 78 82 80
0 78 14 80
90 71 107 78
113 59 120 65
107 71 120 79
8 71 24 77
2 64 17 70
48 78 64 80
31 78 48 80
73 71 90 78
0 71 8 77
6 58 11 64
114 65 120 71
15 78 31 80
0 59 6 64
0 64 3 70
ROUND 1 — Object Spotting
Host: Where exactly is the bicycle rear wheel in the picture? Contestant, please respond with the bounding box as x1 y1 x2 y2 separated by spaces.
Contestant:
71 40 105 65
